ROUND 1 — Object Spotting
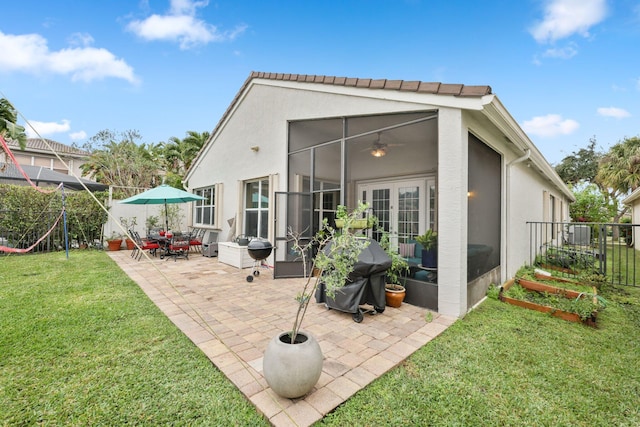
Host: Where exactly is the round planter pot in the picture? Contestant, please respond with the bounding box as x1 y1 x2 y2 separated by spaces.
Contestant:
107 239 122 251
421 249 437 268
385 284 406 308
263 330 323 399
125 239 136 250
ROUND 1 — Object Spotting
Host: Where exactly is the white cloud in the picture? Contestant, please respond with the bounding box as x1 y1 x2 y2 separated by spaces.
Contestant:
530 0 607 43
70 130 87 141
25 119 71 138
47 46 137 83
170 0 208 15
68 32 95 47
597 107 631 119
542 42 578 59
0 31 137 83
522 114 580 137
127 0 247 49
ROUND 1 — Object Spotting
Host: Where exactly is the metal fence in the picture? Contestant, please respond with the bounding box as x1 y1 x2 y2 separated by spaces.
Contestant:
0 210 103 255
527 221 639 286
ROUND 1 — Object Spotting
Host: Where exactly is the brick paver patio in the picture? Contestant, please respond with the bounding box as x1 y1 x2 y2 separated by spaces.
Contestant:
108 250 455 426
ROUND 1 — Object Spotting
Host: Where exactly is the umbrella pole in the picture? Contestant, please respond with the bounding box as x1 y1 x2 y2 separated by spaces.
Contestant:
164 201 169 231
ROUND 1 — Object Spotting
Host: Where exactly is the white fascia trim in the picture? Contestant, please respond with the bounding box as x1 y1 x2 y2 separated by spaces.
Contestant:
623 187 640 206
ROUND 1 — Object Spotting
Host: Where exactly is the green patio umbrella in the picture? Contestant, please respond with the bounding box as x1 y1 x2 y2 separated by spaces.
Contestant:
119 184 205 231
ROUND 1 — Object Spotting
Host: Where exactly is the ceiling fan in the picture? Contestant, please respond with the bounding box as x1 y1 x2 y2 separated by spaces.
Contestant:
366 132 403 157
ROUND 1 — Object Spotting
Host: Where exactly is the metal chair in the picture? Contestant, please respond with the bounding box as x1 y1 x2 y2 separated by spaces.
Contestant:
188 228 205 253
166 234 190 261
132 231 160 261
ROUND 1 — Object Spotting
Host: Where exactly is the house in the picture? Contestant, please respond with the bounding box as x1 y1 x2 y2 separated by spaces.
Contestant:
0 162 107 191
184 72 574 318
1 138 90 178
0 137 106 191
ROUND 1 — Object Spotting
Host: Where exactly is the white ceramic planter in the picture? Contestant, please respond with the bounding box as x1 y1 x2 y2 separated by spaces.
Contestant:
263 330 323 398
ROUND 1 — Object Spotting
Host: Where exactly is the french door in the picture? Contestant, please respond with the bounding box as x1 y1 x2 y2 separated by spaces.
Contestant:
358 177 435 247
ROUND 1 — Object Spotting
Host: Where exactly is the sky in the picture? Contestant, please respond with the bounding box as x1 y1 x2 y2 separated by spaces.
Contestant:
0 0 638 165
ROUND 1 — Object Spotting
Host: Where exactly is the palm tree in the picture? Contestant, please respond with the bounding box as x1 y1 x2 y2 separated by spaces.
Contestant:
160 131 210 188
181 130 209 171
596 136 640 226
0 98 27 150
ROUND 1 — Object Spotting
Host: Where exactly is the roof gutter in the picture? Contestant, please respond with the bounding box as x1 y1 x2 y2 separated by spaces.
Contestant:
505 149 530 280
507 148 530 166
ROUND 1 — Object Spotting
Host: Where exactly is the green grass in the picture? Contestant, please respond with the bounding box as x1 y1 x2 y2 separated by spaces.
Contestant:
0 251 269 426
319 285 640 426
2 251 639 426
604 242 640 286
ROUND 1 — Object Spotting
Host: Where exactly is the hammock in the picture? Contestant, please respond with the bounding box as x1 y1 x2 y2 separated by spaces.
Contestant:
0 210 64 253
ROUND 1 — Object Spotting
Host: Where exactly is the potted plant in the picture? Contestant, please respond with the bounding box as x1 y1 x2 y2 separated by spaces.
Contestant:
262 203 371 399
415 229 437 268
379 231 410 307
106 231 123 251
145 215 160 235
334 205 375 230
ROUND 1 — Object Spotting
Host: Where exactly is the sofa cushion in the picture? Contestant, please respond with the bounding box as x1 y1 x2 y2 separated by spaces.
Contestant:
408 239 424 258
398 243 415 258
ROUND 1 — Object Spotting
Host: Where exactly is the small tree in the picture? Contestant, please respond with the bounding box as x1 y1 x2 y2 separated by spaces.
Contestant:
569 184 614 223
79 129 161 197
161 204 184 231
288 203 371 343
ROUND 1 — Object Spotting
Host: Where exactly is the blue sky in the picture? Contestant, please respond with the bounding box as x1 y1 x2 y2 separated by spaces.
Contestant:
0 0 638 164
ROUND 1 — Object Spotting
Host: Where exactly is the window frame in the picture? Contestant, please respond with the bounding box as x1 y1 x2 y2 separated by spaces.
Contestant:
244 178 269 239
193 184 220 228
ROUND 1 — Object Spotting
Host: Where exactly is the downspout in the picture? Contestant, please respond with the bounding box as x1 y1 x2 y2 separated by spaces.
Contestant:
505 149 531 280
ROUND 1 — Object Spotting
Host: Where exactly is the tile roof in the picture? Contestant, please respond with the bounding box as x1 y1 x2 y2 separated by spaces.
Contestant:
6 138 90 156
248 71 492 97
187 71 492 178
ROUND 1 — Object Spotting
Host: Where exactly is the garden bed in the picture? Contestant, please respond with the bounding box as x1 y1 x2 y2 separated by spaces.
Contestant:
499 276 602 327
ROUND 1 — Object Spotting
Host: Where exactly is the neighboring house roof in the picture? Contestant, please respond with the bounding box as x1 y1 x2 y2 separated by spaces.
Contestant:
6 138 90 158
0 163 108 191
187 71 574 201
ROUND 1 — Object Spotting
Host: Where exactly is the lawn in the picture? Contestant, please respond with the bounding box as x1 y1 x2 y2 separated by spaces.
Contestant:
0 251 269 426
2 251 639 426
320 282 640 426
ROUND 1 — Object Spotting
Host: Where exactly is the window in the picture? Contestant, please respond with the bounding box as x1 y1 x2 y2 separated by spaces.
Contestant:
194 185 218 227
245 178 269 238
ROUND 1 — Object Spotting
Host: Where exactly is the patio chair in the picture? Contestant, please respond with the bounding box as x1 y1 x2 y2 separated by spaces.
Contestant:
189 228 205 253
132 231 160 261
166 234 190 261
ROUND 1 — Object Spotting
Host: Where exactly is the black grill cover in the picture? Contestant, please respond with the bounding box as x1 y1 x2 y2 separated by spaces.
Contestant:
315 239 391 314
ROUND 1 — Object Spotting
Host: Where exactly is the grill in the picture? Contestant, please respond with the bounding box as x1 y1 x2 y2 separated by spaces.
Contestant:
314 239 391 322
246 239 273 282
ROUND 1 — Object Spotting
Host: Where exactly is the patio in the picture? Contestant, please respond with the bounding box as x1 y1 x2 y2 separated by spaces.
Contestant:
108 250 455 427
